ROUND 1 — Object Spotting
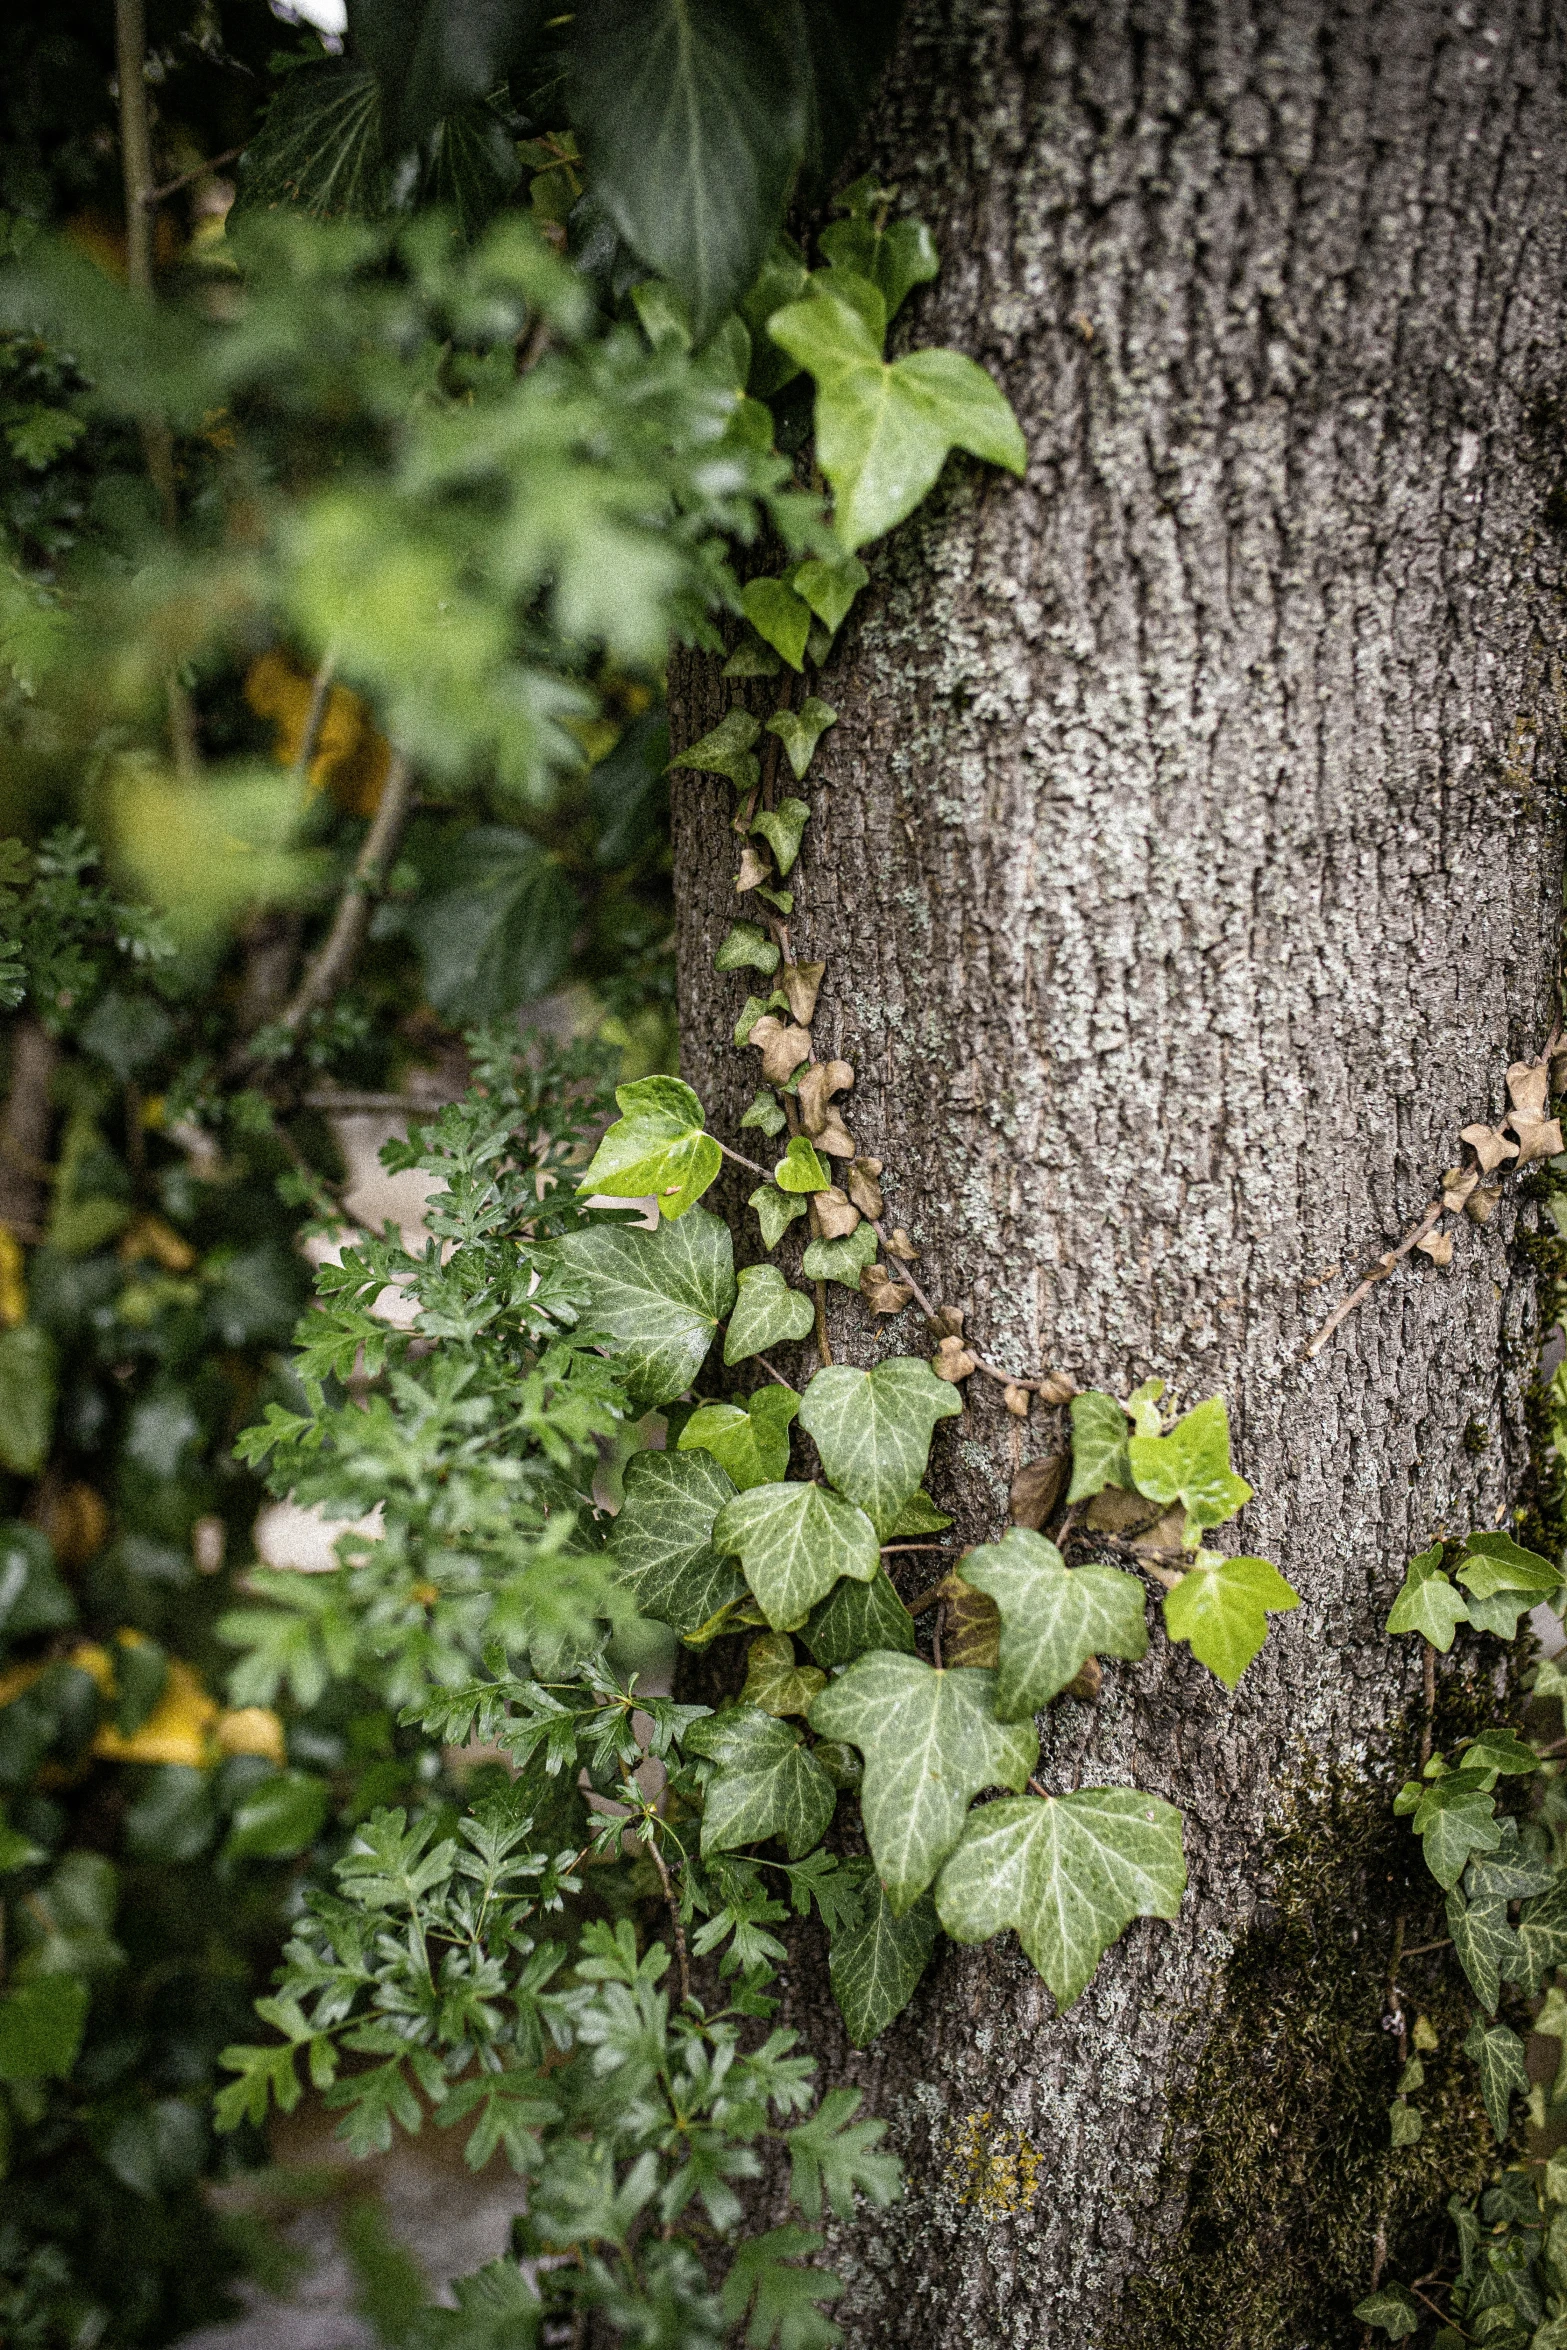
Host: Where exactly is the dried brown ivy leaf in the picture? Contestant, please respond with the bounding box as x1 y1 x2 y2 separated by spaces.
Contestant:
781 960 825 1026
1416 1228 1455 1267
734 842 771 893
1507 1109 1564 1167
931 1335 978 1383
1467 1181 1503 1225
860 1264 914 1316
1003 1385 1030 1419
798 1059 854 1133
1442 1166 1480 1212
814 1187 862 1240
927 1305 965 1341
847 1158 884 1219
1131 1504 1188 1560
1507 1060 1550 1119
936 1572 1001 1669
886 1228 920 1263
748 1015 813 1086
1461 1122 1519 1176
1062 1655 1103 1703
1009 1452 1068 1530
1036 1370 1077 1407
1084 1484 1163 1536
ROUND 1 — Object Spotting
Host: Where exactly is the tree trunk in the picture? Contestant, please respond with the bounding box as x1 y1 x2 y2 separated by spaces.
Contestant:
670 3 1567 2341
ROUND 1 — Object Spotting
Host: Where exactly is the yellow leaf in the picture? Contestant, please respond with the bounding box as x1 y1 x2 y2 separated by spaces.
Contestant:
216 1707 287 1767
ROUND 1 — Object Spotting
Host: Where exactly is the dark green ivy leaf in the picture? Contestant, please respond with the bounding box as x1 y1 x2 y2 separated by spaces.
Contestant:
1445 1884 1519 2014
401 826 576 1023
1352 2286 1418 2340
802 1568 916 1668
549 1208 735 1408
608 1448 747 1638
828 1877 937 2046
1463 2015 1528 2141
1511 1873 1567 1993
686 1702 836 1857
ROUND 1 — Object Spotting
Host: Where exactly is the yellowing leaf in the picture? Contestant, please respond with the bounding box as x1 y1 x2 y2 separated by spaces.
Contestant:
1127 1396 1252 1542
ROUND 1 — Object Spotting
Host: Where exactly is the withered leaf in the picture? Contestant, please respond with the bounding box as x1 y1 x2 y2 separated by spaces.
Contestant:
1083 1484 1163 1536
937 1573 1000 1670
748 1015 813 1086
735 842 771 893
1009 1452 1069 1531
1462 1122 1519 1177
1062 1656 1102 1703
847 1158 885 1218
1037 1371 1077 1408
781 960 825 1026
1132 1504 1188 1561
798 1059 855 1134
886 1228 920 1262
1467 1182 1503 1225
814 1187 862 1240
1507 1061 1550 1119
814 1111 857 1159
860 1265 914 1316
1416 1228 1455 1268
1507 1110 1563 1167
1442 1166 1480 1212
931 1335 977 1383
1004 1385 1030 1419
927 1305 965 1341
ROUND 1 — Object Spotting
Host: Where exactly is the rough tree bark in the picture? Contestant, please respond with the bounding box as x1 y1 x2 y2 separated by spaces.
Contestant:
671 2 1567 2340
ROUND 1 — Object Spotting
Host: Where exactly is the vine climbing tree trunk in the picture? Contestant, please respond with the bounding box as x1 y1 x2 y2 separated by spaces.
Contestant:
670 3 1567 2342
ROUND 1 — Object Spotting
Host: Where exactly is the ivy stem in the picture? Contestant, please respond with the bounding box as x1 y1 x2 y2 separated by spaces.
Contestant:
753 1355 797 1391
1420 1639 1436 1771
1399 1939 1451 1959
717 1138 771 1180
642 1819 691 2006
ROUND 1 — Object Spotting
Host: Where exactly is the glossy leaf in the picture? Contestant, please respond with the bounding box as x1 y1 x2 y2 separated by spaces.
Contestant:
1162 1554 1299 1688
819 211 938 324
802 1568 916 1667
774 1135 831 1193
960 1529 1148 1720
1464 2016 1528 2141
685 1703 836 1858
608 1448 746 1638
576 1075 721 1220
713 1479 880 1629
1445 1885 1517 2014
725 1262 815 1363
829 1879 937 2046
679 1387 800 1490
235 62 390 220
1409 1770 1501 1891
741 578 811 671
1456 1531 1559 1636
550 1207 735 1408
798 1356 962 1539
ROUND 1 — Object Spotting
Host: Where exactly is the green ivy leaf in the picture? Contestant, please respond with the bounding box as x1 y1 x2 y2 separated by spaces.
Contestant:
1352 2286 1419 2339
1066 1390 1132 1502
818 212 939 325
575 1074 722 1220
766 698 838 782
808 1655 1037 1912
750 1181 808 1250
1464 2016 1528 2141
959 1529 1149 1720
713 1480 880 1629
1387 2097 1422 2148
679 1387 800 1490
1512 1875 1567 1993
880 1489 951 1539
686 1703 836 1858
750 796 811 877
715 920 782 975
0 1974 89 2083
798 1356 963 1540
725 1263 816 1363
741 578 811 671
1445 1885 1518 2014
1127 1397 1252 1540
768 290 1026 551
802 1223 880 1288
1386 1546 1469 1650
608 1448 747 1638
0 1324 57 1477
935 1787 1186 2009
791 554 868 635
741 1632 827 1718
1456 1532 1560 1635
802 1569 916 1668
774 1135 831 1193
741 240 811 396
1410 1771 1501 1891
739 1088 787 1138
550 1207 735 1409
829 1881 938 2047
401 825 577 1024
669 708 761 789
1461 1727 1541 1780
1162 1554 1299 1689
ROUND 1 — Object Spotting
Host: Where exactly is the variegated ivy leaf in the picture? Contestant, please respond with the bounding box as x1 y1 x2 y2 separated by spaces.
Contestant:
1066 1390 1132 1501
791 553 868 635
934 1788 1186 2009
798 1356 963 1540
828 1874 938 2047
802 1569 916 1668
679 1388 799 1491
1445 1884 1518 2014
549 1208 734 1410
739 1088 787 1138
1162 1553 1298 1688
713 1480 880 1629
668 708 760 789
749 1181 808 1251
1512 1874 1567 1992
725 1263 815 1365
686 1704 837 1859
1455 1530 1560 1636
808 1654 1037 1913
766 698 837 782
1403 1769 1501 1891
1463 2016 1528 2142
1386 1545 1469 1650
774 1135 831 1193
715 921 781 976
959 1529 1148 1720
575 1075 721 1221
802 1224 879 1289
741 1632 827 1718
740 577 811 671
1127 1396 1251 1540
607 1449 747 1640
750 797 810 878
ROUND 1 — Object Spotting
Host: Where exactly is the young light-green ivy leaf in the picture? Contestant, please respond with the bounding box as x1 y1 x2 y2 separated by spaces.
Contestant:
607 1448 747 1639
808 1655 1037 1913
549 1208 734 1409
766 699 838 783
713 1480 880 1629
767 291 1026 552
1461 1727 1541 1782
1463 2016 1528 2142
1162 1553 1299 1689
1386 1545 1469 1650
1410 1770 1501 1890
1456 1531 1560 1636
959 1529 1149 1720
1126 1376 1165 1439
818 212 939 325
790 555 867 635
1127 1396 1251 1540
575 1074 721 1220
724 1262 815 1364
668 708 761 789
715 920 781 975
829 1881 938 2047
934 1788 1186 2010
802 1569 916 1668
802 1223 880 1288
774 1135 831 1193
679 1387 799 1491
750 796 810 878
740 578 811 672
686 1704 837 1859
749 1181 808 1250
798 1356 963 1539
741 1632 827 1718
1066 1390 1132 1501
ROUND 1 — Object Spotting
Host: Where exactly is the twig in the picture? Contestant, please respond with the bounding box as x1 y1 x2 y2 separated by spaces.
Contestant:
753 1354 797 1391
114 0 179 533
643 1824 691 2006
273 755 415 1042
880 1542 949 1554
1398 1939 1452 1959
1420 1639 1436 1771
1304 1200 1444 1362
142 146 244 206
718 1138 772 1180
289 648 337 788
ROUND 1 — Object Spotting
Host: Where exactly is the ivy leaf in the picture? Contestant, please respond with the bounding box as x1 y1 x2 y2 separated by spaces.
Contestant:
766 698 838 781
829 1882 938 2047
959 1529 1148 1720
1446 1886 1519 2014
609 1450 747 1638
1386 1546 1469 1650
575 1075 721 1220
713 1480 880 1629
725 1264 816 1365
791 553 868 634
685 1704 836 1858
1162 1554 1299 1689
1410 1771 1501 1891
1512 1875 1567 1993
669 708 762 789
802 1569 916 1667
768 291 1026 551
741 1633 827 1718
750 1182 809 1250
750 796 811 878
880 1489 951 1539
802 1224 880 1289
741 579 811 672
679 1388 800 1490
1463 2016 1528 2141
819 212 939 325
1127 1397 1252 1540
808 1655 1037 1912
549 1208 735 1409
935 1788 1186 2009
1461 1727 1541 1781
1066 1391 1132 1502
716 921 782 975
798 1357 963 1540
569 0 804 342
1456 1532 1560 1636
774 1135 831 1193
1352 2287 1419 2340
739 1088 787 1139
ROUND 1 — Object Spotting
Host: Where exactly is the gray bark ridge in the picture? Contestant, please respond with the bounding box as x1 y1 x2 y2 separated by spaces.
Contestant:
672 3 1567 2342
